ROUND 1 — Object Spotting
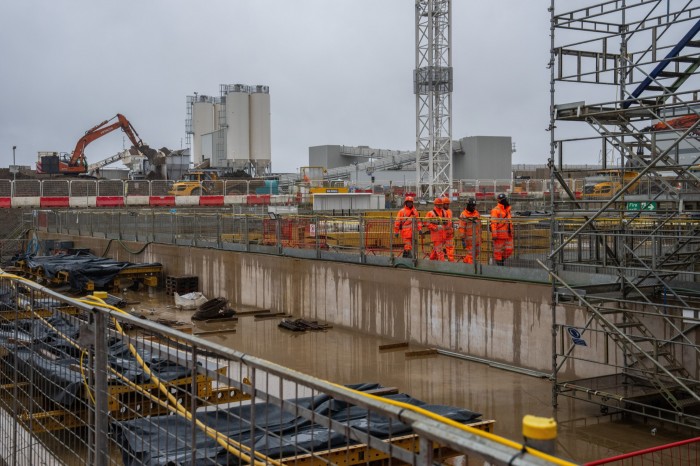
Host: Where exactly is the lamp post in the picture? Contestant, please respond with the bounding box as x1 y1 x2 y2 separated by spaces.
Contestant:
12 146 16 181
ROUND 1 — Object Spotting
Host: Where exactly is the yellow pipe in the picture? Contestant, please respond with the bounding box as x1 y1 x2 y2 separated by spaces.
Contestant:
330 382 577 466
79 295 281 466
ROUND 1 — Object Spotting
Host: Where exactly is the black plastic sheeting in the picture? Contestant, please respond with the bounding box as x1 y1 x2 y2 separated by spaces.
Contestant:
16 251 161 291
115 382 482 466
0 313 191 407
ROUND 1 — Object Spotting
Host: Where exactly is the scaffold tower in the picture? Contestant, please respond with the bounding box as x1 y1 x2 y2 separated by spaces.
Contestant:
549 0 700 429
415 0 453 200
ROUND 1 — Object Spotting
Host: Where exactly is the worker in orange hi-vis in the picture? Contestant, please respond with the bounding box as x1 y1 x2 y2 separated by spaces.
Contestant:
393 196 421 258
424 197 446 261
490 193 513 266
441 196 456 262
459 197 481 264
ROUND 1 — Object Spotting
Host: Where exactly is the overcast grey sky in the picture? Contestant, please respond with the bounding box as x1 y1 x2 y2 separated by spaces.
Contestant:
0 1 551 174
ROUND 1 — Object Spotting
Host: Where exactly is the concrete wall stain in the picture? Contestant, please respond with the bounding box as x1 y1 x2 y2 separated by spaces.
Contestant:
48 235 616 376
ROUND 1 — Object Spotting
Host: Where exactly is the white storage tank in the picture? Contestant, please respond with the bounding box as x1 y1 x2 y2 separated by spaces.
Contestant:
191 95 219 166
250 85 271 175
224 84 250 166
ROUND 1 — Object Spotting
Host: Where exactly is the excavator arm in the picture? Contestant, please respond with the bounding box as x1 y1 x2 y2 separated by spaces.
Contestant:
68 114 144 170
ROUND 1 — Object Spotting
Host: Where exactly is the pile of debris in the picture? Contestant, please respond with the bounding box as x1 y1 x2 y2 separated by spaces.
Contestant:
191 297 235 321
278 318 332 332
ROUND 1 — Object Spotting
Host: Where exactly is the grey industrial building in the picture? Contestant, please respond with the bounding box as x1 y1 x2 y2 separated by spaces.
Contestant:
308 135 512 183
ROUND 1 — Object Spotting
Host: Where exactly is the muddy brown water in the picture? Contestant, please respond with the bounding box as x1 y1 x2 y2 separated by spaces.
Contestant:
126 289 694 464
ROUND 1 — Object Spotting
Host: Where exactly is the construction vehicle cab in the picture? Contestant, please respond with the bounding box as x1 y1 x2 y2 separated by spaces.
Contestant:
168 171 222 196
583 169 639 199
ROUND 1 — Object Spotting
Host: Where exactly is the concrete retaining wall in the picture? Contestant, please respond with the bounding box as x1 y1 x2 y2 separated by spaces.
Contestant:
42 234 611 378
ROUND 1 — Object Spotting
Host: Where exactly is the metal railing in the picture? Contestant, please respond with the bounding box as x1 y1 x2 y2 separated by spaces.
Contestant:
583 437 700 465
0 177 658 201
0 273 571 465
34 210 555 272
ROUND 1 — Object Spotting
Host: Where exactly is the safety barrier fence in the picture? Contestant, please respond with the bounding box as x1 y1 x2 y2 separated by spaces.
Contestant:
552 216 700 281
0 176 664 209
35 210 554 270
0 274 572 465
30 210 700 278
583 436 700 465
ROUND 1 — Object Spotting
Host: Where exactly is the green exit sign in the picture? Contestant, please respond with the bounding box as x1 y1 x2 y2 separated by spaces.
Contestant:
627 201 657 211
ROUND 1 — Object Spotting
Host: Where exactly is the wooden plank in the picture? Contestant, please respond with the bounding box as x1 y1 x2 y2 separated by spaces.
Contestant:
378 342 409 351
193 328 237 336
254 313 291 320
405 349 439 358
235 309 271 316
364 386 399 396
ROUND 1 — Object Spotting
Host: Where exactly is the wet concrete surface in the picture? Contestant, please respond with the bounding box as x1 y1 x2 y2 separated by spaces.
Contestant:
125 288 695 464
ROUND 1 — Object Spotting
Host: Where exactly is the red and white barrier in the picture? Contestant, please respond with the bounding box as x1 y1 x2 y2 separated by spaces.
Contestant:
40 196 70 208
149 196 176 207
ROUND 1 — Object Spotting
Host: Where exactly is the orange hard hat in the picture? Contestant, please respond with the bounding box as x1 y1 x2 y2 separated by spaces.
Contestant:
434 197 443 205
441 196 450 204
405 196 414 202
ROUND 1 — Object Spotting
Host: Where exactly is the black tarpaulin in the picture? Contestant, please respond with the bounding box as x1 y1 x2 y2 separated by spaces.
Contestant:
115 382 482 466
17 252 161 291
0 314 192 408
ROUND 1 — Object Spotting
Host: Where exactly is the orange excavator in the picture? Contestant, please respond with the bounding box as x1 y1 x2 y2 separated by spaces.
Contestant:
37 114 145 175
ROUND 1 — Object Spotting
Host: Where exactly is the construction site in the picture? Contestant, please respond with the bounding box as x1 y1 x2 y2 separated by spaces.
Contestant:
3 1 700 465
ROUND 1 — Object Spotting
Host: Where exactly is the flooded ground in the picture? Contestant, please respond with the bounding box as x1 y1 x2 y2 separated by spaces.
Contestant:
126 288 693 464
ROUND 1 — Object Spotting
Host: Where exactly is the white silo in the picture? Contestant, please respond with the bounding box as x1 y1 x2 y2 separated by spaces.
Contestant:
191 95 219 166
224 84 250 169
250 85 271 175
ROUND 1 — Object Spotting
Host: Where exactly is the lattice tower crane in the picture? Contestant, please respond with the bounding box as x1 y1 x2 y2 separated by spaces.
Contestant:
415 0 453 200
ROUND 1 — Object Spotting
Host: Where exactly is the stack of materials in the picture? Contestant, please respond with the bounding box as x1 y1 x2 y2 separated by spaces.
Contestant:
165 275 198 296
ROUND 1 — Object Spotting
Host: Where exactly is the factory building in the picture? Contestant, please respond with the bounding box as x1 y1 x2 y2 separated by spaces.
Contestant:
309 135 512 183
186 84 271 176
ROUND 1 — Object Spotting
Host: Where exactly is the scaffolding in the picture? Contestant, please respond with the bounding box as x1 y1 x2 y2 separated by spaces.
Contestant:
549 0 700 429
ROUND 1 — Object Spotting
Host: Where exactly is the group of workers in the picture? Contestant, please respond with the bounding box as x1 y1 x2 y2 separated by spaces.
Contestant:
393 194 513 265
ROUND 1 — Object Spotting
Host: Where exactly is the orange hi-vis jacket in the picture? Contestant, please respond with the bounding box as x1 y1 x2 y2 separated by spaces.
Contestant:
459 209 480 239
489 203 512 239
394 206 421 238
425 207 446 232
442 208 455 239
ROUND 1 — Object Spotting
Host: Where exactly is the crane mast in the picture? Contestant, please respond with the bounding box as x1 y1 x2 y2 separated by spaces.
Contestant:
414 0 453 200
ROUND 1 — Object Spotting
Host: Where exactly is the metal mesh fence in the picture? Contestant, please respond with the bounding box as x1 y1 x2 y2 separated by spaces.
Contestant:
0 181 11 198
42 180 70 197
0 275 568 465
97 180 124 197
32 210 565 273
70 180 97 197
14 180 41 198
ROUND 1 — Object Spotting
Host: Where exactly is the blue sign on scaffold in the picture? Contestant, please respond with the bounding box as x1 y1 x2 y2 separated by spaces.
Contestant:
566 327 587 346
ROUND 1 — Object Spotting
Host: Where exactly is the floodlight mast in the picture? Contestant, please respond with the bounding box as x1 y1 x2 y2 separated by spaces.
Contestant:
415 0 453 200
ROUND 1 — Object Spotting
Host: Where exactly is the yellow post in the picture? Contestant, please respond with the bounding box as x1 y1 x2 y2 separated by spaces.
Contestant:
522 415 557 454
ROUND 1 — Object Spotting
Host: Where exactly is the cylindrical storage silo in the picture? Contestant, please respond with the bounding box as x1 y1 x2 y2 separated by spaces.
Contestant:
250 85 271 175
225 85 250 167
192 97 217 165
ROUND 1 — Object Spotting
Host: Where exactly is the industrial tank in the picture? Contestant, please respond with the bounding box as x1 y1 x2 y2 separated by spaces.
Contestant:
250 85 271 175
224 84 250 169
191 97 218 166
